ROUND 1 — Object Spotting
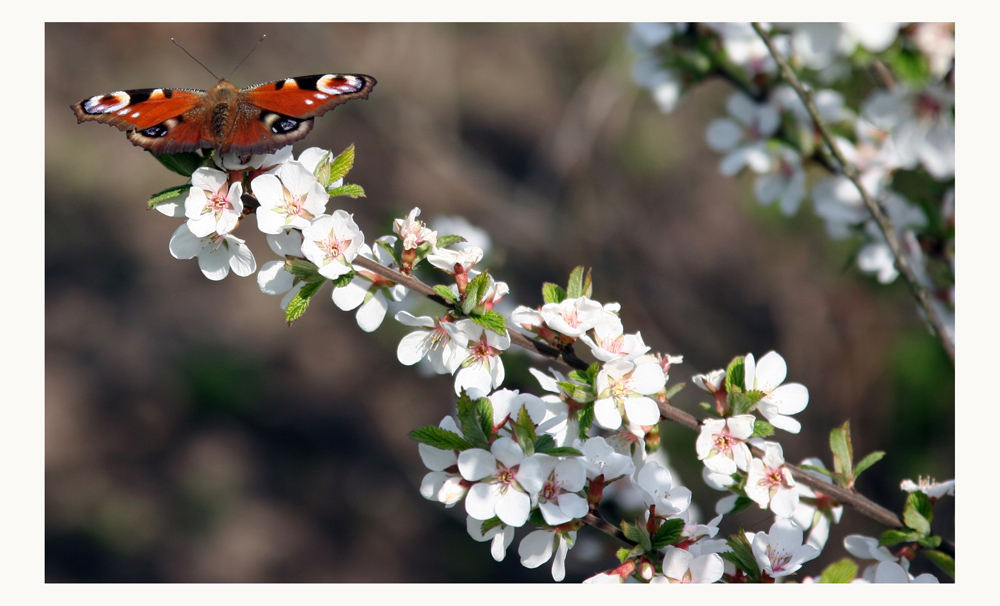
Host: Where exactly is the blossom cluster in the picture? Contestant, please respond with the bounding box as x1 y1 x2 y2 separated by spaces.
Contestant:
630 22 955 344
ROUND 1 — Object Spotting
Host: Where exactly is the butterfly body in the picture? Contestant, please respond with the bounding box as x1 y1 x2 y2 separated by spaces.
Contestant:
72 73 376 156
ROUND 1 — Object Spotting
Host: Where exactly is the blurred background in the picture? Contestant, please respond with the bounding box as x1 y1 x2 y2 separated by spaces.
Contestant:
46 23 953 582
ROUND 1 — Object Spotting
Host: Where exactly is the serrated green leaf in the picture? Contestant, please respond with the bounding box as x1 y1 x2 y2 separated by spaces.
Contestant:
328 183 365 198
435 234 466 249
722 529 760 583
818 558 859 583
462 271 490 315
480 516 503 535
147 184 191 209
903 492 932 535
409 426 474 451
724 355 746 394
577 404 595 440
284 279 326 324
922 549 955 580
853 451 885 478
829 420 855 487
533 434 555 453
537 446 583 458
650 518 685 550
751 419 775 438
528 507 547 528
432 284 459 303
456 391 490 449
330 269 355 288
152 150 203 177
470 309 507 336
542 282 566 304
879 528 922 547
663 382 685 401
513 405 537 455
477 396 495 442
585 362 601 383
621 520 651 552
567 266 586 299
285 258 323 281
376 238 402 268
728 495 755 516
728 391 757 416
327 143 356 184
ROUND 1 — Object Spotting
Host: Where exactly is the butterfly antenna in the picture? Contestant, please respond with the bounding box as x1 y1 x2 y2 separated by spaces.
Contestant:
171 38 220 81
228 34 267 80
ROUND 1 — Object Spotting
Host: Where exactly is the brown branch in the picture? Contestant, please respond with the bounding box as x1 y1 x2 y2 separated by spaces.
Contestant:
751 22 954 366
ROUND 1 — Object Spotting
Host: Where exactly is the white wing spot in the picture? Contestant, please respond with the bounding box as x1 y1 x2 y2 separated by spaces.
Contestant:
305 99 314 105
314 93 329 100
131 111 140 118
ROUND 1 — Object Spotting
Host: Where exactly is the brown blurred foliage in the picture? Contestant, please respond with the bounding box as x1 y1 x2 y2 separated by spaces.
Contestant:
46 23 953 582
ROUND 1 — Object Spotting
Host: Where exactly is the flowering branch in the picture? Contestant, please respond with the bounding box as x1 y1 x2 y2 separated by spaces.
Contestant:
751 22 954 365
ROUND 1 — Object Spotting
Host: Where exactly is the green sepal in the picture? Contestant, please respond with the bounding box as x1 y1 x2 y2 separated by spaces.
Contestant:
328 183 365 198
376 238 403 269
512 405 538 456
542 282 566 304
724 355 747 394
408 425 474 451
922 549 955 580
621 520 651 553
147 184 191 209
751 419 775 438
650 518 684 550
818 558 859 583
432 284 460 303
698 401 715 413
479 516 503 535
326 143 356 186
470 309 507 336
829 420 855 488
284 279 326 324
435 234 466 249
721 529 761 583
663 381 685 401
853 450 885 479
566 266 592 299
456 391 491 449
152 150 203 177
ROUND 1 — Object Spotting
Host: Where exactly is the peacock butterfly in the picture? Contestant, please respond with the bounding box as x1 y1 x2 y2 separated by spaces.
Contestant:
71 73 376 156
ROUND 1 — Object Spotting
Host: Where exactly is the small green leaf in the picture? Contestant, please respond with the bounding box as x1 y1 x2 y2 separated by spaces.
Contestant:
728 391 758 416
728 494 755 516
650 518 684 550
462 271 491 315
284 280 325 324
528 508 547 528
903 492 932 536
435 234 467 249
577 404 595 440
328 183 365 198
724 355 746 394
512 405 538 456
536 446 583 458
615 547 632 564
477 396 495 442
152 150 203 177
722 529 760 583
456 391 490 449
621 520 651 552
470 309 507 336
408 426 473 451
879 528 922 547
922 549 955 580
479 516 503 535
829 420 855 488
285 258 324 280
330 269 355 288
663 382 685 401
751 419 775 438
916 535 942 549
376 238 402 268
432 284 459 303
147 184 191 209
327 143 356 185
542 282 566 304
853 451 885 478
566 266 586 299
818 558 859 583
533 434 555 453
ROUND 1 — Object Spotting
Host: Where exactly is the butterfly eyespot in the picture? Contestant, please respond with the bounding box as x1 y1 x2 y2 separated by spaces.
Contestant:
140 124 169 138
272 116 301 134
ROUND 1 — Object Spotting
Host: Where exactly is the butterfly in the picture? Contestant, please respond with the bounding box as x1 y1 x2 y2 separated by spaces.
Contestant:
72 73 376 156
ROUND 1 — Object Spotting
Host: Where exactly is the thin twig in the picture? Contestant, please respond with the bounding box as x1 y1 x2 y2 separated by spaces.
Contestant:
751 22 954 365
351 251 906 533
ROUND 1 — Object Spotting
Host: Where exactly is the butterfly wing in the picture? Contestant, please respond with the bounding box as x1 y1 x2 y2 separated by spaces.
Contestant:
219 74 377 155
72 87 213 154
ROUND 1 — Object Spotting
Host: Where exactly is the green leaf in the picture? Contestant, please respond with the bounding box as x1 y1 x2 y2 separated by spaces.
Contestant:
724 355 746 394
327 143 356 185
829 420 855 487
536 446 583 458
376 238 402 268
285 258 323 281
615 547 632 564
512 405 537 456
853 451 885 478
408 426 473 451
477 396 495 442
728 495 755 516
903 492 932 535
470 309 507 336
818 558 859 583
435 234 466 249
147 184 191 209
922 549 955 580
462 271 492 315
533 434 555 453
542 282 566 304
152 150 203 177
577 404 595 440
917 535 942 549
751 419 774 438
650 518 684 550
330 269 355 288
456 391 490 449
566 266 586 299
284 279 325 324
432 284 459 303
479 516 503 535
327 183 365 198
621 520 651 552
663 382 685 401
528 508 547 528
879 528 922 547
728 391 757 416
722 529 760 583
